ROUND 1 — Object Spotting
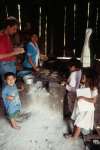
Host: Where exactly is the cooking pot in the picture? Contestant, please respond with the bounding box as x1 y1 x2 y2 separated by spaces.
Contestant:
23 74 34 85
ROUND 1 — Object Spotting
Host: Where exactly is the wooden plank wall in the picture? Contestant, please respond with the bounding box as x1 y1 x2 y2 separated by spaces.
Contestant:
0 0 100 58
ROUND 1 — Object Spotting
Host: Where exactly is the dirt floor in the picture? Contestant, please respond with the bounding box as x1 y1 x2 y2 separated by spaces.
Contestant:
0 80 86 150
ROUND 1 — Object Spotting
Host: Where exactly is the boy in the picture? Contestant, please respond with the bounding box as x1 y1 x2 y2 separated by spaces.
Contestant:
2 72 21 129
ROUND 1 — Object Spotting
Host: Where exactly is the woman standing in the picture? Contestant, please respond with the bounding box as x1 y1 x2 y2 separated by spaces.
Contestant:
0 17 24 82
23 33 40 72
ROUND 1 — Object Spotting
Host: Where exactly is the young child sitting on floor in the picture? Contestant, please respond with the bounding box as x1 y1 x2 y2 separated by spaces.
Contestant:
2 72 22 129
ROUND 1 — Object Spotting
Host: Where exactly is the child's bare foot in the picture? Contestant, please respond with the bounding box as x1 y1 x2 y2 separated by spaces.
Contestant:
12 124 21 130
10 118 21 130
65 136 79 144
69 136 77 140
67 136 81 143
63 133 72 138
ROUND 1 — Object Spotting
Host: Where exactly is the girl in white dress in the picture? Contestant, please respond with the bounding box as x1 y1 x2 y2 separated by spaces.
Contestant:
70 68 98 139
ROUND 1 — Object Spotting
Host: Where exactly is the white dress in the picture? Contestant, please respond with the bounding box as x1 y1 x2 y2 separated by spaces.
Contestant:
71 88 98 134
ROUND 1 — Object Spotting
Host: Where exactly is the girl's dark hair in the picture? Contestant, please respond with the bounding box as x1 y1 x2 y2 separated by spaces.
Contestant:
82 68 98 90
4 72 16 80
68 58 82 69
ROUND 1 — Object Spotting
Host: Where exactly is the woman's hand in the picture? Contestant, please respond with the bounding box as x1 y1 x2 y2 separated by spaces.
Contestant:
0 48 24 59
14 48 25 55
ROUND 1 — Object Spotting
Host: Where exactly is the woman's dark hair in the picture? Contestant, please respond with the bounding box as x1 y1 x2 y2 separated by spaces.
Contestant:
82 68 98 90
24 31 37 43
4 72 16 80
4 17 18 29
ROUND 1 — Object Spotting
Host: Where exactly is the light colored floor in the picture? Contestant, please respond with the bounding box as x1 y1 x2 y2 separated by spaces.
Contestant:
0 81 85 150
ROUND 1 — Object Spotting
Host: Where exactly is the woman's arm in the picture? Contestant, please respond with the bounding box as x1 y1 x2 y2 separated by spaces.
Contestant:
0 48 24 59
28 56 39 71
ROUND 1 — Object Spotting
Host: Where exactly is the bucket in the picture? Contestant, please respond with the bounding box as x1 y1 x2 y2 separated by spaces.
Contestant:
23 74 34 85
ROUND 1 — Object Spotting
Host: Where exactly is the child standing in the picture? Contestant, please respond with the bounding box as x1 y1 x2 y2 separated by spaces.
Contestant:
68 68 98 139
63 59 82 119
2 72 22 129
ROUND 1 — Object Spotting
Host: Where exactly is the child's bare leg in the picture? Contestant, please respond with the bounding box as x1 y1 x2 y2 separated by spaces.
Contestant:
10 118 21 129
72 126 80 139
